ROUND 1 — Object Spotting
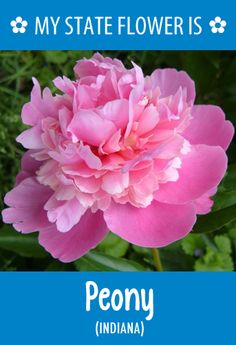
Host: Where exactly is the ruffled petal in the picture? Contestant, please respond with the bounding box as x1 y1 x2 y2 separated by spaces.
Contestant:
44 196 87 233
150 68 195 104
2 177 52 233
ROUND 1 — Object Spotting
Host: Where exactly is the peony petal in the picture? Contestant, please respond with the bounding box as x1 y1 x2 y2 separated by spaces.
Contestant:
53 76 75 95
78 143 102 169
104 200 196 247
137 104 159 136
183 105 234 150
101 99 129 130
16 124 44 149
2 177 52 233
21 78 67 126
193 187 217 215
102 172 129 195
74 176 101 193
21 78 43 125
123 135 184 173
155 144 227 205
21 150 42 173
76 84 99 108
125 83 144 138
150 68 195 104
74 53 125 79
68 109 116 146
101 130 121 154
38 210 108 262
96 70 119 105
74 59 100 78
16 150 42 185
45 196 87 233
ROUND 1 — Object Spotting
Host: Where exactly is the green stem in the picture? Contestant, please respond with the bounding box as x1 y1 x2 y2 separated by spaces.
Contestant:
151 248 163 272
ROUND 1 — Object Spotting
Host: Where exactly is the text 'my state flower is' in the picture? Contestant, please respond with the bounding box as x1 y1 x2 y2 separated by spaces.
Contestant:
2 53 234 262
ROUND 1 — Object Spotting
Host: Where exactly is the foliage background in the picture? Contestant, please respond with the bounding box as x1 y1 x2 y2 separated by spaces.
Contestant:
0 51 235 271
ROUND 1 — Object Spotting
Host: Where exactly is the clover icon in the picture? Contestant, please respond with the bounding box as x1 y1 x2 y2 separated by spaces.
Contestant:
209 16 227 34
10 17 28 34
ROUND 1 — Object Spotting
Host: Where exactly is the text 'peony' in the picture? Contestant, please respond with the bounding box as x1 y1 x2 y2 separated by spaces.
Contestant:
2 53 234 262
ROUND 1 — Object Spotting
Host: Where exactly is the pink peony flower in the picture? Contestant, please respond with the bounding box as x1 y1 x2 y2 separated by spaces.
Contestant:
2 53 234 262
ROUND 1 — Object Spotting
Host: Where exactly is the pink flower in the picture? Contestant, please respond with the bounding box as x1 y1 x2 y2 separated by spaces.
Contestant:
2 53 234 262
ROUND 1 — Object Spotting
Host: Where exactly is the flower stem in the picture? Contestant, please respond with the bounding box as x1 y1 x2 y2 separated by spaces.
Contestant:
151 248 163 272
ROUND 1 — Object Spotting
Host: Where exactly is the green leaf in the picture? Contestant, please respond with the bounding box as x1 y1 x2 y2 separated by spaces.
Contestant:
212 165 236 211
228 222 236 254
222 164 236 191
75 251 145 272
213 190 236 211
97 233 129 257
229 226 236 239
194 235 234 272
181 234 205 256
0 226 47 258
194 249 234 272
181 52 218 99
214 235 231 254
192 204 236 233
132 244 150 255
160 248 195 271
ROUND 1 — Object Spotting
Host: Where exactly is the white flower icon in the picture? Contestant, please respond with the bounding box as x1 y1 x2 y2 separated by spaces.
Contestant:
10 17 28 34
209 16 227 33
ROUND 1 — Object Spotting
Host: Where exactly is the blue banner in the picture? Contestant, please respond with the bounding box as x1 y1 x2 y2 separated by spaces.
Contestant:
0 0 235 49
0 272 235 344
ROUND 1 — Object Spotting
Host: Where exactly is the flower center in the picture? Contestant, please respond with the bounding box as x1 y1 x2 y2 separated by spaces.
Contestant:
125 133 137 147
